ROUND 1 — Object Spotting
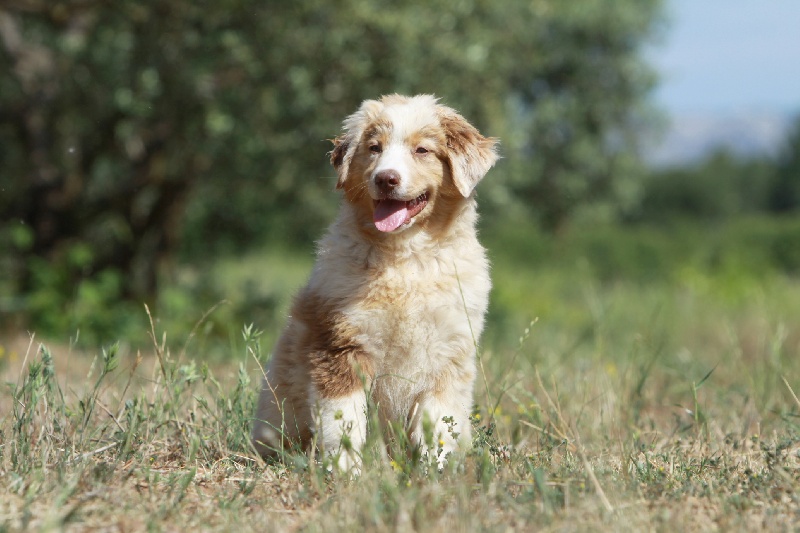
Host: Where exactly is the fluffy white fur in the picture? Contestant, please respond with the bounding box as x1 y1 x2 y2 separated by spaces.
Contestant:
314 391 368 472
252 94 498 471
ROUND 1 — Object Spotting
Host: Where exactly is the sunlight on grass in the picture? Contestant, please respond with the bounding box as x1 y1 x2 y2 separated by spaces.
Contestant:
2 258 799 530
2 218 800 530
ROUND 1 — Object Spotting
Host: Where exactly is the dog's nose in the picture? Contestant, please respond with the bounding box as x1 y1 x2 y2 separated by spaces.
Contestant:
374 170 401 192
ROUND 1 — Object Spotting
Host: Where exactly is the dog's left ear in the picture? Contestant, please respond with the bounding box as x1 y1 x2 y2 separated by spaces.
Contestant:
439 108 499 197
330 99 383 189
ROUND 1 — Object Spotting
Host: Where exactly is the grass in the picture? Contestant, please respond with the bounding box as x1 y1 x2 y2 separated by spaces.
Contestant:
2 223 800 531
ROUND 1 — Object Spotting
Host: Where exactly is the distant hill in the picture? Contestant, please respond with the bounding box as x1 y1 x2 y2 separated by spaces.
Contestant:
643 111 795 167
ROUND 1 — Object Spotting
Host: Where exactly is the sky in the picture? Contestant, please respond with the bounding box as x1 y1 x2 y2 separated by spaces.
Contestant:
649 0 800 116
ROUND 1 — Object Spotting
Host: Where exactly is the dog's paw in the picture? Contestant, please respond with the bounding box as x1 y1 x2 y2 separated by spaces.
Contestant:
325 450 362 477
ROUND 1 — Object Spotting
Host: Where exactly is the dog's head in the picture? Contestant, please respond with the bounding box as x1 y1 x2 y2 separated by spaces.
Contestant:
330 94 498 234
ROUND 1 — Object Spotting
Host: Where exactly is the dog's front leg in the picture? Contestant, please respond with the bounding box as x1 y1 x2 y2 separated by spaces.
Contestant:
410 391 472 469
313 389 368 474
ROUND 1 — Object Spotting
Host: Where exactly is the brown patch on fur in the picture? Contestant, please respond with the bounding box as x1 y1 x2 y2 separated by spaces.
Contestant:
438 110 498 198
439 112 484 153
363 117 393 143
339 143 378 234
406 126 446 150
293 291 374 398
331 102 392 190
330 136 348 169
424 189 467 241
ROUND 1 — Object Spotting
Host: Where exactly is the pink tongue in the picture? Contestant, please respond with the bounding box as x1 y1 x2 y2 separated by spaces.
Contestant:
373 200 409 232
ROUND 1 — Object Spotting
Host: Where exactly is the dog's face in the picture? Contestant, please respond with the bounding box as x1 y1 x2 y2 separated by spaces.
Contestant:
331 95 498 234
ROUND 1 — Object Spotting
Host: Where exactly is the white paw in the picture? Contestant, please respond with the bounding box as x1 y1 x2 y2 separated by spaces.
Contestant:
326 449 362 476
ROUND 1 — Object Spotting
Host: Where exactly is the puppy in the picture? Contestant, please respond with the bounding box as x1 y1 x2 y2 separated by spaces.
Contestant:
252 94 498 471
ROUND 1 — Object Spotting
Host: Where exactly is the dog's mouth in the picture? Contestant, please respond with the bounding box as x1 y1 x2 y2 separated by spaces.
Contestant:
372 192 429 233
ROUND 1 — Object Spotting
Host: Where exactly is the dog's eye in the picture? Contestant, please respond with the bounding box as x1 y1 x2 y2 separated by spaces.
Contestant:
415 146 429 154
369 144 382 154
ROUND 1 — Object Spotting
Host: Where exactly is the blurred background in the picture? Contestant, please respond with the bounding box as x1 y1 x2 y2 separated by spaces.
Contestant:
0 0 798 354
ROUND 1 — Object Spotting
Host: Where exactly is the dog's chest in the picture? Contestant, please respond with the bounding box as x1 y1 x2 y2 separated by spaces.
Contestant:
343 255 488 376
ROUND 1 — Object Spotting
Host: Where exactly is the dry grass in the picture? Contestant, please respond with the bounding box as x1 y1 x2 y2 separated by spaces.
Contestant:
2 276 800 532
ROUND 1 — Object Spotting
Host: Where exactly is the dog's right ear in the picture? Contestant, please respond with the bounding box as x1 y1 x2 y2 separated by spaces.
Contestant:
330 99 383 190
330 136 351 189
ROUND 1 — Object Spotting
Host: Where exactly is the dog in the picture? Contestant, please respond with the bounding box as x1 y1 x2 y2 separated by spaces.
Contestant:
252 94 498 471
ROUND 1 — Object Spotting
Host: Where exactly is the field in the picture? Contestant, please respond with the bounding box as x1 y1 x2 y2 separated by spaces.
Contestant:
2 219 800 531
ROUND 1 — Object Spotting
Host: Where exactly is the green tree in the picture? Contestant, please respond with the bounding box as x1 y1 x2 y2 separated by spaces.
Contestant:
493 2 662 231
769 116 800 213
636 149 776 221
0 0 663 336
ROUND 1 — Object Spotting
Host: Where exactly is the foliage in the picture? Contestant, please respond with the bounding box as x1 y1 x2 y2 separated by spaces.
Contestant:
7 211 800 349
0 0 663 337
493 2 662 230
635 150 776 220
770 117 800 212
632 115 800 223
